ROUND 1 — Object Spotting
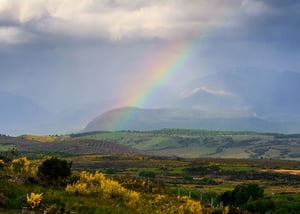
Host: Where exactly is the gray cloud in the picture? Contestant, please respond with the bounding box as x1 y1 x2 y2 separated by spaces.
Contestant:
0 0 244 44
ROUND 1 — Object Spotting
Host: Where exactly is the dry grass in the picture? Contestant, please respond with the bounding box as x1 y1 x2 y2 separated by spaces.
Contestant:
260 169 300 175
21 135 70 142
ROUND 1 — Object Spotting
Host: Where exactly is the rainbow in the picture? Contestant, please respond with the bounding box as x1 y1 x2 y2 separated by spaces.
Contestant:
107 38 201 130
107 8 237 130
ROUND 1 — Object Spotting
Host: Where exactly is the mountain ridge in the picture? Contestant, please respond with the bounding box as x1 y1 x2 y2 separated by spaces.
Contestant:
84 106 300 133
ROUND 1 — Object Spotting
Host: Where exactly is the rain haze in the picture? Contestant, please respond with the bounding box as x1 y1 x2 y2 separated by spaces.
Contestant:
1 0 300 135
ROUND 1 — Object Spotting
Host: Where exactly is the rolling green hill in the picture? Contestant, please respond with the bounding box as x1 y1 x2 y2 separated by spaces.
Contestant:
2 129 300 160
0 135 150 156
71 129 300 160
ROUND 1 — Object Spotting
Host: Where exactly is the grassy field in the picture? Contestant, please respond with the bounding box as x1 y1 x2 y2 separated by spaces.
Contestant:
70 129 300 160
2 129 300 160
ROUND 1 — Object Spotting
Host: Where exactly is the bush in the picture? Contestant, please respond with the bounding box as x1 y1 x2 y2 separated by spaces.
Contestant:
65 171 140 209
7 157 37 175
183 175 194 181
220 183 264 207
0 154 11 163
200 177 218 185
38 158 72 186
243 199 275 213
139 171 156 178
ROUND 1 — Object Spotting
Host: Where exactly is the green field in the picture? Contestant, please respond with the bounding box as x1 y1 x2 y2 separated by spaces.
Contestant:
70 129 300 159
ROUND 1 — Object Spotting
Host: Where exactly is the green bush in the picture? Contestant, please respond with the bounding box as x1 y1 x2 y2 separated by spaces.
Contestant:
183 175 193 181
220 183 264 206
243 199 275 213
199 177 218 185
38 158 72 186
139 171 156 178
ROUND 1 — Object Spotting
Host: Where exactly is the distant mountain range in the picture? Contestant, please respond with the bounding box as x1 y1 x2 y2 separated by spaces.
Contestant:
2 69 300 135
179 69 300 117
0 91 106 135
85 70 300 133
84 107 300 133
0 92 46 134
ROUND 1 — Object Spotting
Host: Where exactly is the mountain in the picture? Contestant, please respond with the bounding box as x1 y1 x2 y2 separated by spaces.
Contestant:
0 91 108 135
36 103 109 134
181 69 300 117
84 106 299 133
85 70 300 133
0 92 47 135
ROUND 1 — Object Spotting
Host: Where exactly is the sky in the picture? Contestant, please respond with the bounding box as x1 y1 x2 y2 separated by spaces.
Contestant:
1 0 300 134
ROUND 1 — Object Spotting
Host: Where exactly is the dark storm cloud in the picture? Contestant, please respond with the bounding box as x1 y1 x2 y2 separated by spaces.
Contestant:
236 0 300 49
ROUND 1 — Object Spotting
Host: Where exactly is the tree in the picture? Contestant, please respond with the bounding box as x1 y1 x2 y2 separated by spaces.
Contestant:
38 158 72 186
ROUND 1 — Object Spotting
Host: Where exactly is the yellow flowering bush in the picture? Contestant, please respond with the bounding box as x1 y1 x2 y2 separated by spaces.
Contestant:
137 194 204 214
123 190 140 209
8 157 38 175
26 192 43 209
66 171 140 208
0 159 4 167
223 206 230 214
65 171 228 213
178 196 202 214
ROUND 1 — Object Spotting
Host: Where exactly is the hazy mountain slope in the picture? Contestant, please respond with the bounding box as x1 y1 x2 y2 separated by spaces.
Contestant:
183 70 300 116
84 107 296 133
0 92 47 135
0 91 108 135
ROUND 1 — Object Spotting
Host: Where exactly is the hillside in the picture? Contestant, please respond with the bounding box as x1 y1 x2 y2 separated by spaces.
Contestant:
73 129 300 160
2 129 300 160
0 135 149 156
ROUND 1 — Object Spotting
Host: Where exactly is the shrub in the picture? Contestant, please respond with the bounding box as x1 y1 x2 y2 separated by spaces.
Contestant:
65 171 140 208
183 175 194 181
243 199 275 213
200 177 218 185
0 154 11 163
220 183 264 207
7 157 37 175
0 159 4 169
38 157 72 185
139 171 156 178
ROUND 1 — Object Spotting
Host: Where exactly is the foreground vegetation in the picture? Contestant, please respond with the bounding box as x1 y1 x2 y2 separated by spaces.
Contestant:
1 128 300 213
0 152 300 213
0 156 219 213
